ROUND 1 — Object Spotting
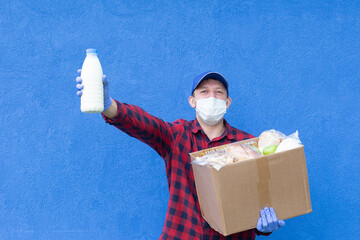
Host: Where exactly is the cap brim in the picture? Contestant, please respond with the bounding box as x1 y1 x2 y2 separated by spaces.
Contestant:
192 72 228 94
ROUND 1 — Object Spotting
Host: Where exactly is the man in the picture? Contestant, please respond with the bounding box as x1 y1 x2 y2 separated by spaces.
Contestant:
76 71 285 239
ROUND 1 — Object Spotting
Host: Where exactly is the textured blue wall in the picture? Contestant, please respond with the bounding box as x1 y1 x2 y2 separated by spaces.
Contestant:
1 1 359 239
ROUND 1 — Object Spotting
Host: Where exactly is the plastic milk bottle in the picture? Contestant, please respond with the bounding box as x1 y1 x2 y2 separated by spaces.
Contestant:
80 49 104 113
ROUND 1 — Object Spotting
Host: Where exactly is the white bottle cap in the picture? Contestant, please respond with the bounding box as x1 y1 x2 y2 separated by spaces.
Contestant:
86 48 97 54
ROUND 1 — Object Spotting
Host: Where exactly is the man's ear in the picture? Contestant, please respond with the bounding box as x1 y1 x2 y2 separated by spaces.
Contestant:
188 96 196 108
226 97 232 109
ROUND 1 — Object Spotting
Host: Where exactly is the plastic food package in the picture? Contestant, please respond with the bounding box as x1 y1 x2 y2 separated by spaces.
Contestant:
258 129 286 153
192 130 302 170
275 130 302 153
192 143 261 170
226 143 261 160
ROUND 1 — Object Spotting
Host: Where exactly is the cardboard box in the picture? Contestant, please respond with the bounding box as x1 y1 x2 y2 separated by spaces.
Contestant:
189 138 312 236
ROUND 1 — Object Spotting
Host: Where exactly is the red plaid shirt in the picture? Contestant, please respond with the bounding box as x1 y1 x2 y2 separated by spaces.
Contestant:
102 100 270 239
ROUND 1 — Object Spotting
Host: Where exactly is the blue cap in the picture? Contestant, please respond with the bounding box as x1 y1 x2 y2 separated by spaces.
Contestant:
86 48 97 54
191 71 229 95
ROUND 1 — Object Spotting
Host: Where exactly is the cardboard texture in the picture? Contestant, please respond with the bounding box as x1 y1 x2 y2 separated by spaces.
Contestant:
189 138 312 236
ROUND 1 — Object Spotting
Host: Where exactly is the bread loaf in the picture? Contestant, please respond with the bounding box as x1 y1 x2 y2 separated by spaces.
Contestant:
258 129 285 152
226 143 261 161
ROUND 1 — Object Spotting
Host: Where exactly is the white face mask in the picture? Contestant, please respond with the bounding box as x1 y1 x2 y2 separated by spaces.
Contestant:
195 97 227 126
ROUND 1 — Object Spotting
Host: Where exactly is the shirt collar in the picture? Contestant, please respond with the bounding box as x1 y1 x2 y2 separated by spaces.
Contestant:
191 118 203 134
191 118 235 140
222 119 235 140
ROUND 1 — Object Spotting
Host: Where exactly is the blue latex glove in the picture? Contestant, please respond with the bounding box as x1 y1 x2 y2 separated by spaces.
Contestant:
256 207 285 233
75 69 113 111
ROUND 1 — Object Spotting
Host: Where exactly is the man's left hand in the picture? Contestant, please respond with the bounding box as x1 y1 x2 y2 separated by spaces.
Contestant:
256 207 285 233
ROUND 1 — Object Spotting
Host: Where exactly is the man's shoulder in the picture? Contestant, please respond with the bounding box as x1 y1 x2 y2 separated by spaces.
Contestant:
166 119 196 138
170 118 204 133
169 118 194 130
171 118 192 125
228 124 255 140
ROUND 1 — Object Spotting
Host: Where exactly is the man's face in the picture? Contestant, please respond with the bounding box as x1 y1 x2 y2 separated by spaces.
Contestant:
188 79 232 109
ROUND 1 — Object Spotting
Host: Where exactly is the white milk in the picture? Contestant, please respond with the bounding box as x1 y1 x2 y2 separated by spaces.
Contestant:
80 49 104 113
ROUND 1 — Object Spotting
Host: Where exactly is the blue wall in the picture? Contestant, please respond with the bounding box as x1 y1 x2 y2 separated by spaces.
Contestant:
1 1 359 239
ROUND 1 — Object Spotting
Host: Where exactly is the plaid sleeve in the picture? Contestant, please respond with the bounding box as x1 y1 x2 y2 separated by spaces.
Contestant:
101 100 174 159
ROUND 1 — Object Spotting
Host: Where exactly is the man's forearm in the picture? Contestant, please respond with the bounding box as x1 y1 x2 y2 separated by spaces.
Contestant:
102 99 118 119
